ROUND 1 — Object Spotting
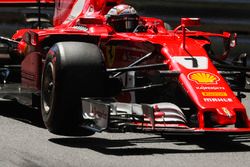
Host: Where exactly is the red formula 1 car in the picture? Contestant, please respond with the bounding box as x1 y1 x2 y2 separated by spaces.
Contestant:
1 0 250 137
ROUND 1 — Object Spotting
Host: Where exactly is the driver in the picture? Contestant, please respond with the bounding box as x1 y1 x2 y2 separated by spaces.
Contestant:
106 4 140 32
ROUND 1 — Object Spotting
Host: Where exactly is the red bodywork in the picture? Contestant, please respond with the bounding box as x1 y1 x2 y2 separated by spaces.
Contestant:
7 0 250 134
0 0 54 3
0 0 54 6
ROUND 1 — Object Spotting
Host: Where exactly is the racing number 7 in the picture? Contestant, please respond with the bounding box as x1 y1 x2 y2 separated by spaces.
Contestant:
184 57 198 68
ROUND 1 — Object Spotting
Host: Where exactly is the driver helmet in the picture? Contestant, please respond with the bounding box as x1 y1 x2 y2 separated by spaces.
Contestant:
106 4 139 32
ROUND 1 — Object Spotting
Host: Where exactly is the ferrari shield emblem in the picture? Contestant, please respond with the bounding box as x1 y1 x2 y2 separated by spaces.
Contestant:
106 46 116 67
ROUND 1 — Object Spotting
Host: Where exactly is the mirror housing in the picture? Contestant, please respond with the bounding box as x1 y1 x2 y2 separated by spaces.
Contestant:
229 33 237 48
181 18 200 27
179 18 200 50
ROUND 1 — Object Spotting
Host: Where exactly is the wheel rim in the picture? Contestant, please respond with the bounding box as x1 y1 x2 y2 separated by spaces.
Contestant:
42 62 55 114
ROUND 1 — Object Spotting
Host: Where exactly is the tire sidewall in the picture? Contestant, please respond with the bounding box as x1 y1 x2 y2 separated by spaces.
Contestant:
41 42 106 135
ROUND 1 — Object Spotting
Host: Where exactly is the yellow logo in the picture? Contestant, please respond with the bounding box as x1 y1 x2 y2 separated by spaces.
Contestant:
188 72 220 84
202 92 227 97
106 46 116 67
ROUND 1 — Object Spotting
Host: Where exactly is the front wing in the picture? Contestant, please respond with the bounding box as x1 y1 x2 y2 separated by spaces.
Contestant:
80 98 250 136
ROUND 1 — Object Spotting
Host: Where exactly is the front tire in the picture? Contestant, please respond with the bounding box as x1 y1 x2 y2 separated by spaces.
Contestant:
41 42 107 136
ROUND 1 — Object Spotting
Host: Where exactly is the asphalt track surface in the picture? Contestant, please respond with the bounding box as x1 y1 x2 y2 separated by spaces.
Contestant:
0 96 250 167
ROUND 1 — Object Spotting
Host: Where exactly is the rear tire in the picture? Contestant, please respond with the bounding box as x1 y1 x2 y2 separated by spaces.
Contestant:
41 42 107 136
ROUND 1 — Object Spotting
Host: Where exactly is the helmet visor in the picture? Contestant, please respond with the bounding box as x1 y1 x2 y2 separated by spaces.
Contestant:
109 15 139 32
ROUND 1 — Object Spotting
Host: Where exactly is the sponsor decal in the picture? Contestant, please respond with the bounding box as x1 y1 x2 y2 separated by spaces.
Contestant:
203 98 233 103
73 26 88 31
222 107 232 118
201 92 228 97
188 71 220 84
196 86 225 90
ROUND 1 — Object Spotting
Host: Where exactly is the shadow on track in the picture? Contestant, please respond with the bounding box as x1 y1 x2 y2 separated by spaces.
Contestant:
49 134 250 156
0 101 45 128
164 135 250 152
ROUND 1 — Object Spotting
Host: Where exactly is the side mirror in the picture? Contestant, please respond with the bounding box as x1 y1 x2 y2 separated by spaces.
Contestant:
181 18 200 27
229 33 237 48
222 32 237 49
179 18 201 50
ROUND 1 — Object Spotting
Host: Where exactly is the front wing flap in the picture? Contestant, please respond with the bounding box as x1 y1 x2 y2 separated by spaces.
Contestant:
81 98 250 135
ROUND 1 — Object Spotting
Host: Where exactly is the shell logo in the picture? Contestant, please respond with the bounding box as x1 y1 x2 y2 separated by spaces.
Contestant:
188 72 220 84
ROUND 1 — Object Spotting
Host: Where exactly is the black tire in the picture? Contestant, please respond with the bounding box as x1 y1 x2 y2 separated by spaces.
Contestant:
41 42 108 136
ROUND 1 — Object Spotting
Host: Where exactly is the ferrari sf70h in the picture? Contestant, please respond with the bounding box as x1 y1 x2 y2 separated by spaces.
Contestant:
1 0 250 137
